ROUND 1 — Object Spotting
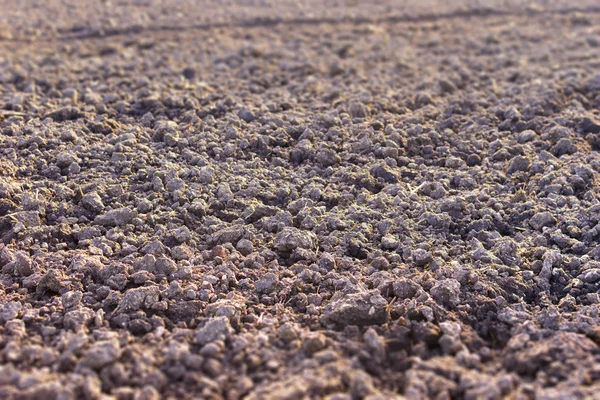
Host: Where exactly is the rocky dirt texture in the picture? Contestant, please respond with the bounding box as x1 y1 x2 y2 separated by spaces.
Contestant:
1 1 600 399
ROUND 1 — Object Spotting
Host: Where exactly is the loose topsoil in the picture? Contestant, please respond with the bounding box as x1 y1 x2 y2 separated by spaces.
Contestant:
2 1 600 399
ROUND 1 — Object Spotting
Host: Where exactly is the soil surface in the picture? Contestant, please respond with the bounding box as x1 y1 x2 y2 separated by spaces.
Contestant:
2 1 600 399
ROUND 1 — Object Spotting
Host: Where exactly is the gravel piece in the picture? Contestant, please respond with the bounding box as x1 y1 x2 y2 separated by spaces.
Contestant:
81 192 104 213
255 272 280 294
63 308 95 330
363 328 386 360
321 291 388 327
302 332 328 355
173 226 192 243
439 79 457 94
56 151 79 168
83 376 102 400
316 149 341 167
9 211 41 227
134 386 161 400
507 156 530 174
2 251 35 276
277 323 298 343
137 198 153 213
370 164 399 183
238 108 256 123
81 339 122 369
274 227 317 253
95 207 136 226
213 226 246 245
115 286 160 314
393 278 421 299
552 138 577 156
236 238 253 255
182 67 196 80
430 279 461 308
412 249 433 266
61 290 83 309
199 167 214 184
529 212 557 230
515 129 537 143
195 316 233 345
349 103 369 119
0 301 21 322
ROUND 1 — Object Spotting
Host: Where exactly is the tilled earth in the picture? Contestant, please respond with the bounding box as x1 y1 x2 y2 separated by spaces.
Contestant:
2 1 600 399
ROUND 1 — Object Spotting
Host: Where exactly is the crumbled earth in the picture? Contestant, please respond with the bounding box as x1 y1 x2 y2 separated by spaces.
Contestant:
1 1 600 399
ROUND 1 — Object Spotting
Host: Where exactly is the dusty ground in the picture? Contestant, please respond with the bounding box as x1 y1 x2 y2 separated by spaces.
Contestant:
1 1 600 399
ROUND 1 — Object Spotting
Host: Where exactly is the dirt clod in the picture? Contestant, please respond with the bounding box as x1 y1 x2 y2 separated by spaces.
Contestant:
2 1 600 398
